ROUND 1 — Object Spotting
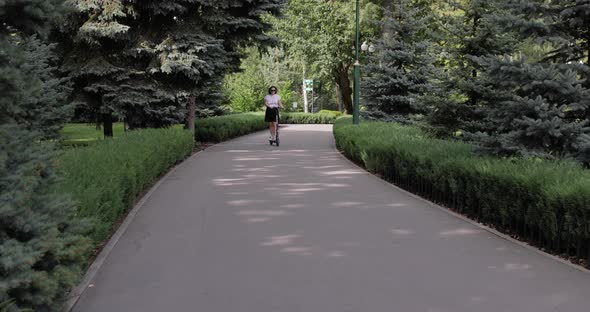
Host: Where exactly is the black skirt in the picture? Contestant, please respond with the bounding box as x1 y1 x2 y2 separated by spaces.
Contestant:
265 107 279 122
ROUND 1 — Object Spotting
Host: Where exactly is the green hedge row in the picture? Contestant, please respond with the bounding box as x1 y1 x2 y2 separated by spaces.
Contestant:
333 117 590 267
280 110 341 124
195 113 267 142
57 127 194 242
195 111 340 142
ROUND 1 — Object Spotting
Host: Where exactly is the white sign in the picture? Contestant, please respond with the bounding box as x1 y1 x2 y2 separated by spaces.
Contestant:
292 102 298 108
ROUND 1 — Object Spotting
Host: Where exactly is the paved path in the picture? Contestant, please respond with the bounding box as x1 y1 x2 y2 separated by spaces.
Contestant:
73 124 590 312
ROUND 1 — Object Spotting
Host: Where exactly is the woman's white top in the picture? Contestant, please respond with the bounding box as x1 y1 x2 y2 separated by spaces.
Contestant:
264 94 281 108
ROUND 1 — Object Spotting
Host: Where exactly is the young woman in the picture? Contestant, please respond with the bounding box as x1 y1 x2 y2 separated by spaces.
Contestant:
264 86 284 140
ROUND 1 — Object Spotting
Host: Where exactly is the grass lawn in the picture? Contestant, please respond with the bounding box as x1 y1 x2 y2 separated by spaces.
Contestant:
60 123 126 146
60 123 186 146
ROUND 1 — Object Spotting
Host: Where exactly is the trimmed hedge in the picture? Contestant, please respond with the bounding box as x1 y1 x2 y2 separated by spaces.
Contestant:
196 112 267 142
195 111 340 142
57 127 194 242
334 117 590 267
281 110 340 124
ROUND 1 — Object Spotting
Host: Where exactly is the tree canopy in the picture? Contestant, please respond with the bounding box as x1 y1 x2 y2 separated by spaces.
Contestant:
61 0 284 134
270 0 381 114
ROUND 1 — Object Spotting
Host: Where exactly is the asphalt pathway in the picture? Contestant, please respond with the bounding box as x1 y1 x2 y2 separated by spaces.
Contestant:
73 124 590 312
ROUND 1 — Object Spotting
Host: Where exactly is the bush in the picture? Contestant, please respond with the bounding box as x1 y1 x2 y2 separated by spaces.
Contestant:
195 113 267 142
195 111 339 142
318 110 343 117
334 117 590 267
56 128 193 242
280 111 340 124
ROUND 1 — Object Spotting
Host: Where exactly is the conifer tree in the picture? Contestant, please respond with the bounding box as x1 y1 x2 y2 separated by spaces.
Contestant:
470 56 590 158
506 0 589 69
467 0 590 160
1 1 91 310
427 0 516 135
61 0 283 136
361 0 440 122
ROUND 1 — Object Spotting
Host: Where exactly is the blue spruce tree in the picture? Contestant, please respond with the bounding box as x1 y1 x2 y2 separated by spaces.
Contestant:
362 0 440 122
0 0 91 310
469 0 590 161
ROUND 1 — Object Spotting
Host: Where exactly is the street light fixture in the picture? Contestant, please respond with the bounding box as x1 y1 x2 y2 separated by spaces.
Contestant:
361 41 375 53
353 3 376 125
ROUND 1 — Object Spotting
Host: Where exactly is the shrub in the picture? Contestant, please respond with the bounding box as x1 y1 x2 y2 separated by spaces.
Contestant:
195 111 339 142
334 117 590 267
56 128 193 242
318 110 343 117
280 111 340 124
195 113 267 142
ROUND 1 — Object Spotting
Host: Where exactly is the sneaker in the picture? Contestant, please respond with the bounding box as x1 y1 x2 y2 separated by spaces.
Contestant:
269 136 274 140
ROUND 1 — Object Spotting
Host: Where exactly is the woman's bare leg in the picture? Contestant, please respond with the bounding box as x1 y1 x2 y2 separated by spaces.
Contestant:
269 122 275 138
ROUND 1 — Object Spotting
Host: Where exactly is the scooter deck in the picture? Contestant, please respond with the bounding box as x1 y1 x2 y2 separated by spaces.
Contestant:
269 137 280 146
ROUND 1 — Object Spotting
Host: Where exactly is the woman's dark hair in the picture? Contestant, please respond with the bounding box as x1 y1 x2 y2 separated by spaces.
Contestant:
268 86 278 94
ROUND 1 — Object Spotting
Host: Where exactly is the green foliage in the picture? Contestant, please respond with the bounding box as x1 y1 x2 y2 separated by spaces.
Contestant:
60 123 126 146
427 0 517 136
223 47 300 113
57 128 194 242
0 0 71 36
195 111 339 142
1 34 71 139
1 1 92 310
505 0 590 68
362 0 440 122
334 116 590 265
196 113 267 142
469 57 590 159
281 112 340 124
223 49 268 112
0 125 92 312
451 0 590 161
60 0 284 130
269 0 382 114
318 110 343 117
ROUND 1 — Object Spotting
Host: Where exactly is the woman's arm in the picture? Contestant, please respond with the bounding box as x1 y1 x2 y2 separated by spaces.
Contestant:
278 98 284 109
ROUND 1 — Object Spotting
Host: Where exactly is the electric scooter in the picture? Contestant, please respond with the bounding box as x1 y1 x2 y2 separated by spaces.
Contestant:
269 108 280 146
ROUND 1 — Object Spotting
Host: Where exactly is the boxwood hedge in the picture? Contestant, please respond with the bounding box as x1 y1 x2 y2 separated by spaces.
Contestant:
57 127 194 242
334 117 590 267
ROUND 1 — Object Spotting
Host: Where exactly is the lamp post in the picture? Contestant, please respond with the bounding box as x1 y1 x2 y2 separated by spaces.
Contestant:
353 2 375 125
353 0 360 125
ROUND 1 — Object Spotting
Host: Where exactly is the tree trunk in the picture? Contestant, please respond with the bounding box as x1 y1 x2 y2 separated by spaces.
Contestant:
585 31 590 88
335 63 352 114
103 112 113 138
186 96 196 140
335 84 343 112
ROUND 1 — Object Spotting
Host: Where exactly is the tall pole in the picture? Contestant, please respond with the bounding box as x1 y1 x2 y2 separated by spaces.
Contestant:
353 0 360 125
302 65 309 113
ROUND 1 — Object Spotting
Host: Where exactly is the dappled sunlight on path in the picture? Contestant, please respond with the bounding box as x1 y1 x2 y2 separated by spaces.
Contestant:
73 124 590 312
